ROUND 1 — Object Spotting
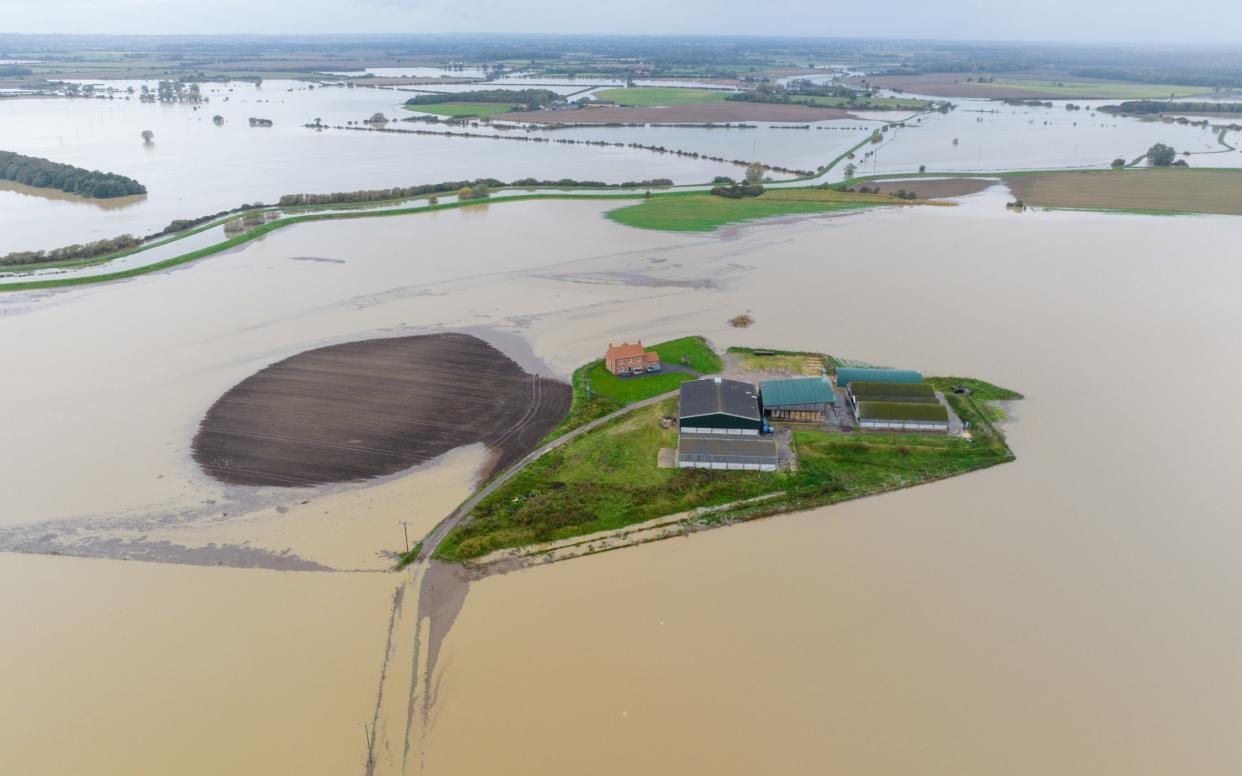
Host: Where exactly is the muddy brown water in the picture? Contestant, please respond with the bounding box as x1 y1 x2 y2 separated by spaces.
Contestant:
4 192 1242 774
191 333 570 486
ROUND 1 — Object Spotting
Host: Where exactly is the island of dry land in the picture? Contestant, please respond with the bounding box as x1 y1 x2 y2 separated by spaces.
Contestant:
192 333 570 486
501 101 857 124
430 342 1022 569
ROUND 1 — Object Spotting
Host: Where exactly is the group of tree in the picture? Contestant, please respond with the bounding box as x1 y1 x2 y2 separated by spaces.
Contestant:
0 233 143 268
1146 143 1178 166
405 89 560 110
457 182 491 200
709 175 764 198
138 80 202 104
1069 67 1242 90
0 150 146 199
1103 100 1242 115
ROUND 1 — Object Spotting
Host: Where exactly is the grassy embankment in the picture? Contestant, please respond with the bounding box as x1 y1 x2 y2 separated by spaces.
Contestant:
546 335 721 441
403 102 520 118
435 375 1020 561
605 187 946 232
0 192 647 291
592 87 731 106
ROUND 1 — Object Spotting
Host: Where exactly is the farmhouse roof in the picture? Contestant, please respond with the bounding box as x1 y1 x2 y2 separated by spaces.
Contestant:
680 377 761 421
606 341 646 360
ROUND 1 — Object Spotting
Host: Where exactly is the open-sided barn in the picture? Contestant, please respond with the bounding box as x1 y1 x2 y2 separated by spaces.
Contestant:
760 376 836 421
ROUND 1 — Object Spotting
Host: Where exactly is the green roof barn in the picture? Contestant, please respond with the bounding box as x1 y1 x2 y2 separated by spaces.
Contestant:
855 400 949 431
848 381 938 403
759 377 835 421
835 367 923 388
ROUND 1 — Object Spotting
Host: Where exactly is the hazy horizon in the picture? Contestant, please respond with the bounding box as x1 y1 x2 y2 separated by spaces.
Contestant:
4 0 1242 45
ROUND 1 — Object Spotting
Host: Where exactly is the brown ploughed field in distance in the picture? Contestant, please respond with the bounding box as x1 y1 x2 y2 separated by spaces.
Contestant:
192 333 571 487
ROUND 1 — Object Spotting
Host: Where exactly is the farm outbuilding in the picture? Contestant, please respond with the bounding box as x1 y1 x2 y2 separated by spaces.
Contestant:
848 381 938 404
679 377 763 435
760 376 836 421
677 435 778 471
834 367 924 389
855 401 950 432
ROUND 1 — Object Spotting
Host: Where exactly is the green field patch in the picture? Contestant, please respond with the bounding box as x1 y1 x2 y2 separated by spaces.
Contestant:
403 102 520 117
982 77 1207 99
593 87 731 107
606 193 878 232
547 335 721 441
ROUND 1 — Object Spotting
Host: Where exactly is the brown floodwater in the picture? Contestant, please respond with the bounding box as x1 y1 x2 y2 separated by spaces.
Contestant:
4 190 1242 774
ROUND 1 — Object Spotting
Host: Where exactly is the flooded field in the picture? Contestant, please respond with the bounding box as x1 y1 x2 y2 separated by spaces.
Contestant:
4 189 1242 774
6 77 1240 255
0 80 737 252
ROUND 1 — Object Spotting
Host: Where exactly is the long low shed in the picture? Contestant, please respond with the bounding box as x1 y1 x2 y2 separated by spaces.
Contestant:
849 381 938 403
855 401 949 431
677 435 779 471
835 367 924 388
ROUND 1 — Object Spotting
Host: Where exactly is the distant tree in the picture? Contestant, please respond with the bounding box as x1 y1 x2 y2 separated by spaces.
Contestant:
368 112 388 124
744 161 765 183
844 162 857 178
254 78 263 88
1146 143 1176 166
141 129 154 144
952 137 960 146
457 186 473 200
918 164 926 173
212 115 224 126
470 182 490 199
1111 157 1126 169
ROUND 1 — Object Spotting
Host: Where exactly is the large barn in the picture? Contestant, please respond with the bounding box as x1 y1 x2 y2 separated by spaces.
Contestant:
678 377 763 435
677 435 778 471
676 377 775 471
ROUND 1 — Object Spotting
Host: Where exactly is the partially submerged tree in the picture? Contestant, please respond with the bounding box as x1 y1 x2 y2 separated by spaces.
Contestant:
1146 143 1176 166
1111 157 1126 169
744 161 765 183
844 162 857 179
140 129 154 144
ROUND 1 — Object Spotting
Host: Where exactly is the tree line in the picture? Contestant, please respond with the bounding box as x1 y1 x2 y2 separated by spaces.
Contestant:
405 89 560 108
1103 100 1242 115
0 150 147 199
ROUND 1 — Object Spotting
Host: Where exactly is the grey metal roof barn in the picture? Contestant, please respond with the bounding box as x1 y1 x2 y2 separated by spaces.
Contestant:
679 377 763 432
834 367 924 388
677 434 778 471
760 377 836 408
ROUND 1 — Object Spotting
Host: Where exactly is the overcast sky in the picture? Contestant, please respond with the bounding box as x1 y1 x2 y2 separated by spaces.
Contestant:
3 0 1241 43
